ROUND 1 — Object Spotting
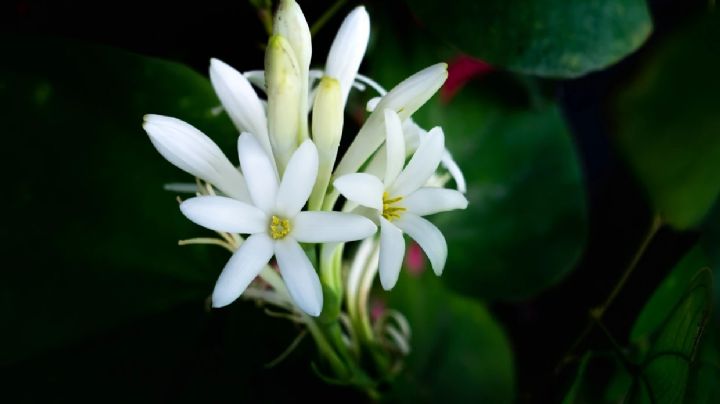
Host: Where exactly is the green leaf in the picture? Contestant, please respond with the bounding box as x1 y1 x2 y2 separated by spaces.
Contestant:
563 250 715 403
700 202 720 323
628 251 713 403
562 351 632 404
684 326 720 404
386 271 515 402
690 203 720 403
0 37 236 362
613 12 720 229
403 0 652 78
429 92 588 300
630 247 710 347
365 15 587 300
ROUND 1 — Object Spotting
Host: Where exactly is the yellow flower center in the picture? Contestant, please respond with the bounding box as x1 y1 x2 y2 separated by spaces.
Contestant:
269 215 291 240
382 192 406 221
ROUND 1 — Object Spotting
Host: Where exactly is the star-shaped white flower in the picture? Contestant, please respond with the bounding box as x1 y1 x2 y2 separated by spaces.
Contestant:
180 133 377 316
334 110 468 290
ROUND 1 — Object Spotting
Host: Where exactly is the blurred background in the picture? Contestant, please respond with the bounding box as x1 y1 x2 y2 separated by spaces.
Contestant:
1 0 719 402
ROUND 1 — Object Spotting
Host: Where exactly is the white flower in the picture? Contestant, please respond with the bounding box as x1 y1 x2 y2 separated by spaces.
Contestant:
180 133 377 315
362 99 467 194
334 110 468 290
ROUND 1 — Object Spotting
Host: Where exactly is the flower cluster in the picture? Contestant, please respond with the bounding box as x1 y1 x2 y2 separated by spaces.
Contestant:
143 0 467 389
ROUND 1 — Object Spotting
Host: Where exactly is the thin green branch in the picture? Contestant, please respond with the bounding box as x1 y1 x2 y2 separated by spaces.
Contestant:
178 237 235 253
265 330 308 368
310 0 347 36
600 215 663 314
556 214 663 373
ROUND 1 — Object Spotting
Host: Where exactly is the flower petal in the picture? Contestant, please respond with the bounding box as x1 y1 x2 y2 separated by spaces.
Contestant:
333 173 384 210
237 132 279 213
381 63 448 121
274 238 323 316
403 188 468 216
394 213 447 276
276 140 318 217
325 6 370 105
441 150 467 193
212 233 274 308
143 114 249 201
293 211 377 242
390 126 445 197
384 109 405 186
209 58 272 156
366 96 381 112
379 217 405 290
402 118 425 152
180 196 267 234
362 146 386 179
334 63 447 178
362 118 422 179
243 70 266 92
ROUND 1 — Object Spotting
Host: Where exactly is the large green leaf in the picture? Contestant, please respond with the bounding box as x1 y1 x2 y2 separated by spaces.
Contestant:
403 0 652 78
563 247 714 403
426 92 587 300
613 12 720 229
684 326 720 404
386 271 515 402
366 12 587 300
691 203 720 403
0 37 236 362
629 247 710 347
628 248 713 403
700 202 720 323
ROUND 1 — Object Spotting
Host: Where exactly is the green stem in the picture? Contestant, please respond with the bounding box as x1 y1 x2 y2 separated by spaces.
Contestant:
306 318 350 378
593 315 635 374
248 0 274 35
177 237 234 253
356 244 379 343
265 330 308 368
310 0 348 36
600 214 663 313
321 188 339 211
556 214 663 372
320 243 344 302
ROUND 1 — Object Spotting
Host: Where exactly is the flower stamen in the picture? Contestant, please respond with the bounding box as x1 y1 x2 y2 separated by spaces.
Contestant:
270 215 292 239
382 192 406 221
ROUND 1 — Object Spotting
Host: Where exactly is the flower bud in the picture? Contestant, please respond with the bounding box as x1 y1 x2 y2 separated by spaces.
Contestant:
265 35 302 173
325 6 370 106
309 76 343 210
273 0 311 142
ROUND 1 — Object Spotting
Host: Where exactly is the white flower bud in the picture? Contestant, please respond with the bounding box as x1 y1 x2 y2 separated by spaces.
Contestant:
265 35 302 173
325 6 370 106
309 76 343 210
273 0 311 142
